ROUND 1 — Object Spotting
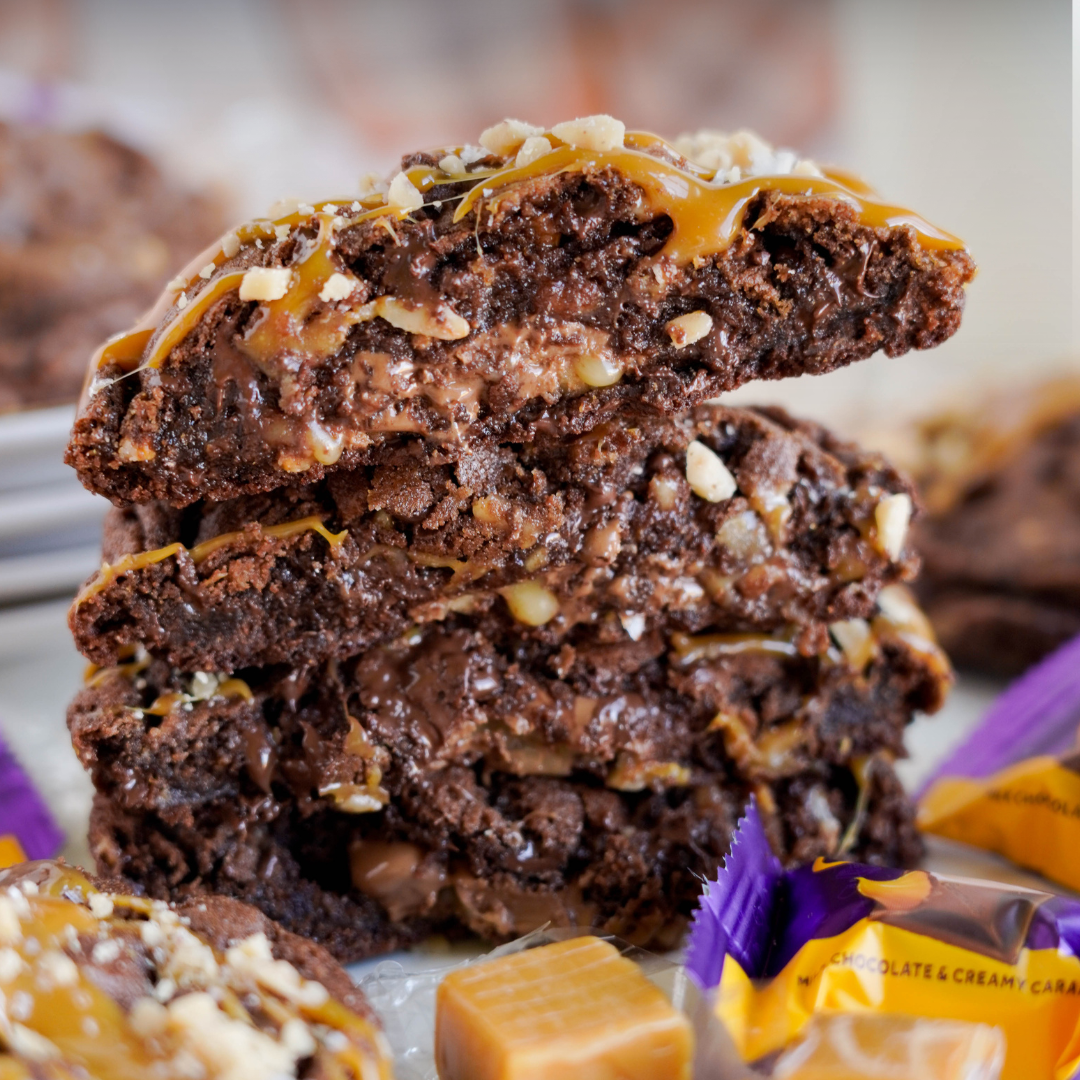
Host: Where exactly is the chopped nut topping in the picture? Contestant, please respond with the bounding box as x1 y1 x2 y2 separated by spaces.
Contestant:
574 353 623 387
0 895 23 944
176 292 189 310
87 893 113 919
620 612 646 641
479 119 544 156
830 618 875 670
357 172 385 198
368 295 470 340
672 129 822 184
274 223 291 241
239 267 293 302
551 115 626 152
220 232 240 258
198 263 215 280
386 171 424 211
118 436 156 463
666 311 713 347
685 440 737 502
268 197 303 217
874 493 912 561
318 272 357 303
515 135 553 168
499 580 560 626
439 154 467 177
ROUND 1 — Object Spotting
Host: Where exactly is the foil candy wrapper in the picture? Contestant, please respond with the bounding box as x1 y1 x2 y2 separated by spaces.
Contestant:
0 730 61 863
918 632 1080 892
685 801 1080 1079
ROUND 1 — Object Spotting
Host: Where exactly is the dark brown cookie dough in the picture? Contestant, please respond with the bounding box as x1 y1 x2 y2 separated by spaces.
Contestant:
913 377 1080 675
87 753 921 963
67 122 974 507
70 403 920 673
0 122 226 411
68 588 950 823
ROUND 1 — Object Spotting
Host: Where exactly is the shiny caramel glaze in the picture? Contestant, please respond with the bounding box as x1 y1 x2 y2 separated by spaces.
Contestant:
0 860 391 1080
75 515 347 606
90 127 962 385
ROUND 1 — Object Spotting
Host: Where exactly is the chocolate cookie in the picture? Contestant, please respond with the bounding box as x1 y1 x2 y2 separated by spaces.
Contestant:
88 755 921 962
67 119 974 507
68 588 949 818
0 122 226 410
913 377 1080 674
0 858 392 1076
71 403 919 673
71 586 947 960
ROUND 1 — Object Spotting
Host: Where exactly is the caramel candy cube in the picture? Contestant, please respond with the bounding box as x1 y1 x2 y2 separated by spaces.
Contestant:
436 936 694 1080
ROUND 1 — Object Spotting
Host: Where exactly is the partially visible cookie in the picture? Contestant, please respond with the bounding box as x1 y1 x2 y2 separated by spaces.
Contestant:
0 123 226 410
913 376 1080 675
0 858 393 1079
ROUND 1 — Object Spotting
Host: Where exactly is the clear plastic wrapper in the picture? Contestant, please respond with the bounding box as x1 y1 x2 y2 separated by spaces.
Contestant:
358 928 742 1080
684 801 1080 1080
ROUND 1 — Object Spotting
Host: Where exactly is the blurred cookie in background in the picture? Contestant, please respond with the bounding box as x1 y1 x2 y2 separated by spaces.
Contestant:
911 374 1080 676
0 121 228 411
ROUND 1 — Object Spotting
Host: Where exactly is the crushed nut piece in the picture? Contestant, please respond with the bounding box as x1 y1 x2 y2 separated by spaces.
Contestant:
830 618 875 670
198 262 215 279
239 267 293 302
274 223 291 241
439 153 467 177
357 172 385 198
574 353 623 387
499 581 560 627
685 441 737 502
874 493 912 561
666 311 713 347
118 436 156 463
479 119 544 156
220 232 240 258
515 135 553 168
319 272 357 303
551 115 626 152
369 295 470 340
88 893 113 919
268 197 303 218
387 172 424 211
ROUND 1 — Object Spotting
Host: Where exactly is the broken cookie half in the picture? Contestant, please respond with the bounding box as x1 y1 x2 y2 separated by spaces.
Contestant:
68 116 975 507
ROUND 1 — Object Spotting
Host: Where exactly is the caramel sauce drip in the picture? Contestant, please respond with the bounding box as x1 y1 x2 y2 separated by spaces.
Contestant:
455 131 965 262
670 630 801 665
0 861 391 1080
74 515 347 607
89 129 963 384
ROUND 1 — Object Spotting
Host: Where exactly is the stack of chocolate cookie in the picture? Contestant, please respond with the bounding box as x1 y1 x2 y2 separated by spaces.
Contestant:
64 118 973 961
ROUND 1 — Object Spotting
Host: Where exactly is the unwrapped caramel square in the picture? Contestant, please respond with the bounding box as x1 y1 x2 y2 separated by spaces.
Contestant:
435 936 694 1080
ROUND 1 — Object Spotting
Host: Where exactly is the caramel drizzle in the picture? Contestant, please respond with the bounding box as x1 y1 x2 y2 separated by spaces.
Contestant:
0 862 392 1080
141 677 254 718
89 129 964 384
74 515 347 607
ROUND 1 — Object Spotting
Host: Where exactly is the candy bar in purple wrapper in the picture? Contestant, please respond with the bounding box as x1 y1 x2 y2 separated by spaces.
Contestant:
917 631 1080 895
0 731 62 861
686 800 1080 1079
